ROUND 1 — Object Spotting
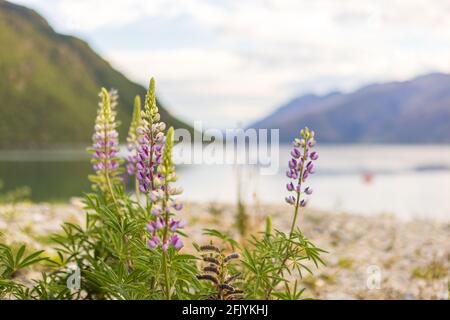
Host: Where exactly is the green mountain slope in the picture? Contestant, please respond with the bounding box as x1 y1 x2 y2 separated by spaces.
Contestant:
0 0 190 148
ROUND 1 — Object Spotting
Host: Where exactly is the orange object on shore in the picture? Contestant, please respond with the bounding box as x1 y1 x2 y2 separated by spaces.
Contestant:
362 173 374 184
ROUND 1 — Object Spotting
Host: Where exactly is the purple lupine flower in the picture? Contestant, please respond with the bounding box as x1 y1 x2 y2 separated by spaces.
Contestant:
146 219 164 232
285 195 296 205
169 219 185 231
144 123 185 251
146 222 155 232
306 161 313 172
172 201 183 211
285 127 318 210
151 206 162 216
286 182 294 191
291 148 301 159
302 170 309 180
147 236 160 249
171 234 183 250
310 151 319 160
288 159 297 169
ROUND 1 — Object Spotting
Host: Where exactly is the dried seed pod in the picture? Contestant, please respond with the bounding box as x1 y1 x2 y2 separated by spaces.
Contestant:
203 266 219 275
197 274 219 285
200 245 220 253
218 283 235 292
203 257 219 265
197 244 244 300
224 253 240 263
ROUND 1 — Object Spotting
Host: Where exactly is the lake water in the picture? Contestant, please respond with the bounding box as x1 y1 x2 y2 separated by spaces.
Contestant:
1 145 450 221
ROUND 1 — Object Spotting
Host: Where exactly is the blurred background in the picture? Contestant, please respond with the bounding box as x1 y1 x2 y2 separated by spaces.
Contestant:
1 0 450 221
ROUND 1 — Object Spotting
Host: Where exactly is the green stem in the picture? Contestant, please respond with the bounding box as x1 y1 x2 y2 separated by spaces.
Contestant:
103 130 118 209
162 250 171 300
161 171 171 299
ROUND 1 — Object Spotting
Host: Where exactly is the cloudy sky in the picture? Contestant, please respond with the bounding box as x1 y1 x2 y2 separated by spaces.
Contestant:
11 0 450 128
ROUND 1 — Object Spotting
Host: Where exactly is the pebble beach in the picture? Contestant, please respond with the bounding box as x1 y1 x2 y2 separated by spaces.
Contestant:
0 200 448 300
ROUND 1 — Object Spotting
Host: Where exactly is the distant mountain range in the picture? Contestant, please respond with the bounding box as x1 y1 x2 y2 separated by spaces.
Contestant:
0 1 190 148
250 73 450 143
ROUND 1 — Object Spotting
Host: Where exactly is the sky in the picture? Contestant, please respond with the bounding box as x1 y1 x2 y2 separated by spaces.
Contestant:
10 0 450 128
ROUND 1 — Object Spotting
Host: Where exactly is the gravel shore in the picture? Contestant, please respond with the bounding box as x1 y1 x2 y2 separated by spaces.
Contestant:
1 200 448 300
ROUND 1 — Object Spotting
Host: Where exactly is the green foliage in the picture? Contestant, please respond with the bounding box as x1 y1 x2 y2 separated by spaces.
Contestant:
241 229 326 299
0 83 326 300
0 244 47 279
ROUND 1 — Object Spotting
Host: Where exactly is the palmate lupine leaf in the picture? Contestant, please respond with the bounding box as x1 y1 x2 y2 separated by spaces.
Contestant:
0 244 47 278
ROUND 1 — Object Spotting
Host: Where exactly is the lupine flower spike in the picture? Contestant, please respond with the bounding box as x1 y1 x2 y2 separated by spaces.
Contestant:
135 78 166 194
126 95 143 195
145 127 185 251
88 88 123 200
285 127 318 231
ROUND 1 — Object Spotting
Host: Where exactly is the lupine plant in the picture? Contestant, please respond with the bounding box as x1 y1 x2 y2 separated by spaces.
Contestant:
197 244 243 300
241 128 325 299
88 88 123 201
0 77 325 300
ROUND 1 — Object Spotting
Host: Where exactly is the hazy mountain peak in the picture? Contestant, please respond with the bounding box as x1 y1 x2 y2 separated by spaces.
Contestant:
250 73 450 143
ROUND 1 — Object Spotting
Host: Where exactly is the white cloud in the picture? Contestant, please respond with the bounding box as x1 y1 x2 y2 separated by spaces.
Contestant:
10 0 450 127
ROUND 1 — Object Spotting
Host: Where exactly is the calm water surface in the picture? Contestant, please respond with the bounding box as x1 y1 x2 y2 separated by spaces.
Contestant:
1 145 449 221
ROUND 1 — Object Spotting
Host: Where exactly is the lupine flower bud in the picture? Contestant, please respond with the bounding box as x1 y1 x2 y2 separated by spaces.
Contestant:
265 215 273 237
169 186 184 195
